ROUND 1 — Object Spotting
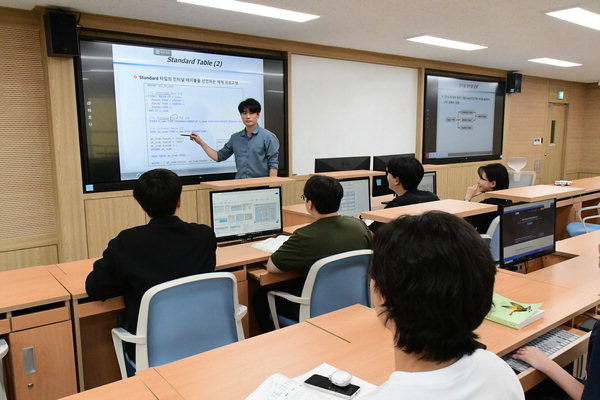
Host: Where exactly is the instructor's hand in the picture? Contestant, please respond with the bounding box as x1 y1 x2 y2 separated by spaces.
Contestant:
189 133 202 145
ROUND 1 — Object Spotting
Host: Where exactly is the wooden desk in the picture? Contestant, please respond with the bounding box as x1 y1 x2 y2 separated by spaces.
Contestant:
312 169 384 179
282 203 315 227
152 322 355 399
518 230 600 296
308 275 598 393
569 176 600 194
555 229 600 256
247 267 304 286
483 185 586 202
59 376 159 400
361 199 497 223
523 255 600 296
199 176 294 189
475 272 598 356
0 266 77 399
282 223 307 235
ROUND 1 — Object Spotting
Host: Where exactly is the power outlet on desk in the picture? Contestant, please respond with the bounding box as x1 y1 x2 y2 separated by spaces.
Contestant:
533 138 543 145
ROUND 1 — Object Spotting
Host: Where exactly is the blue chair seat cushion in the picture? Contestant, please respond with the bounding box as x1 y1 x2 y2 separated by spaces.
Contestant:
566 222 600 237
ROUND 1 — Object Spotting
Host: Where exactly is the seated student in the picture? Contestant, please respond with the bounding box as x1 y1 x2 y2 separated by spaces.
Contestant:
254 175 372 332
365 211 524 400
512 320 599 400
464 163 511 234
86 168 217 344
369 156 438 233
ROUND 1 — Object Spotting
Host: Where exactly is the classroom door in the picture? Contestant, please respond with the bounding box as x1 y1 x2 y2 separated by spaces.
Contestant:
541 103 567 183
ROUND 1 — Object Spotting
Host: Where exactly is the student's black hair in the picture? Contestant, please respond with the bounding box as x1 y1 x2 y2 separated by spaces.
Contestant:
133 169 182 218
238 98 261 114
369 211 496 362
478 163 509 191
386 156 424 191
303 175 343 214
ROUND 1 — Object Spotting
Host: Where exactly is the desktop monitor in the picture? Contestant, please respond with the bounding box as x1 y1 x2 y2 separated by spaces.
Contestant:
418 171 437 195
210 186 283 242
338 178 371 217
372 153 416 197
499 198 556 268
314 156 370 173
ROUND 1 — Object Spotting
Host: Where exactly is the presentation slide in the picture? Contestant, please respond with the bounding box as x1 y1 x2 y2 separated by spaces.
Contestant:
433 77 497 158
111 44 265 180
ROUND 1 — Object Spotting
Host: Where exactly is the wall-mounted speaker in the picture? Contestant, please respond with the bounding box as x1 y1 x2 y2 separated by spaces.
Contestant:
44 12 79 57
507 72 522 94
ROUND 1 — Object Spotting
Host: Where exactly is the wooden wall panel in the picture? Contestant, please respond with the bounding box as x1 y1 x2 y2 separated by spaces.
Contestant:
444 162 488 200
0 245 58 271
0 19 57 241
196 188 212 226
503 76 548 183
84 197 146 258
581 85 600 175
178 190 198 223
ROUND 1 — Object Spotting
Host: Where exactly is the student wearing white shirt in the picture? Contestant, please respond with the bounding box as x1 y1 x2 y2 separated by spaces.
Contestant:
364 211 524 400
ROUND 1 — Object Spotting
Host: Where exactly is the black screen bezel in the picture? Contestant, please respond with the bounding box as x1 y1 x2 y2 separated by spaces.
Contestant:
74 36 288 193
338 176 372 215
209 185 283 243
314 156 370 173
422 70 505 165
499 198 556 268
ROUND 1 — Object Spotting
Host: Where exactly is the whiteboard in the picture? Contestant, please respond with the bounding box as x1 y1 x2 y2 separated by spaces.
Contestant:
290 55 418 175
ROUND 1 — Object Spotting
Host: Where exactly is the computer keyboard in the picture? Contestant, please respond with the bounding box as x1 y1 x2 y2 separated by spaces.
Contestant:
503 328 581 373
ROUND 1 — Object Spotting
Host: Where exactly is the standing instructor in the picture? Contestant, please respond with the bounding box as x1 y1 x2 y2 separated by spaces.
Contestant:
190 98 279 179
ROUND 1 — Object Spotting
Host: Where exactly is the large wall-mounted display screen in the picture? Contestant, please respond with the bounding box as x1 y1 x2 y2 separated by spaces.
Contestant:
422 71 505 164
76 38 287 192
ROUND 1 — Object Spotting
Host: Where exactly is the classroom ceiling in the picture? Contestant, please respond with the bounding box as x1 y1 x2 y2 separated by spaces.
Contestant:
3 0 600 83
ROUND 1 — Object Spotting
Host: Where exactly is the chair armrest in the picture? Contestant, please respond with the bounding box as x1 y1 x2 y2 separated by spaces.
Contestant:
236 304 247 321
267 290 310 329
480 234 491 246
268 290 309 305
112 327 146 345
111 328 146 380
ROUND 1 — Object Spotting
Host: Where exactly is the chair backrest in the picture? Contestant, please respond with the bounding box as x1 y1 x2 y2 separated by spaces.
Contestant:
299 249 372 321
0 339 8 400
486 216 500 263
136 272 244 369
508 170 536 188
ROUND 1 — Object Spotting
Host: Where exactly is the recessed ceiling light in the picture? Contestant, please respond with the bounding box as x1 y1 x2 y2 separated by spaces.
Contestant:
176 0 319 23
547 7 600 31
528 58 582 67
406 35 487 51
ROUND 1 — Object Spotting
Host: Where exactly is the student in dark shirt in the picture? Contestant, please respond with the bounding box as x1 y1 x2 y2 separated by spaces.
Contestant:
369 156 439 233
254 175 372 332
464 163 511 234
85 168 216 341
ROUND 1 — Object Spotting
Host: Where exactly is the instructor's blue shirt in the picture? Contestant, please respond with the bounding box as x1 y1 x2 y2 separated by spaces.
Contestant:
217 125 279 179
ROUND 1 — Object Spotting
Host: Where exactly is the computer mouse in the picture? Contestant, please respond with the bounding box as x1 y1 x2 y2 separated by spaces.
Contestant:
329 369 353 387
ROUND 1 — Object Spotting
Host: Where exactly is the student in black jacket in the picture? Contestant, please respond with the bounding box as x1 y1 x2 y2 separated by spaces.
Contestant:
464 163 511 234
369 156 439 233
85 168 216 340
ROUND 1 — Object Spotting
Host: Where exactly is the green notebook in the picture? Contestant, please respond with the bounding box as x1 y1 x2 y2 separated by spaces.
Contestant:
485 293 544 329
